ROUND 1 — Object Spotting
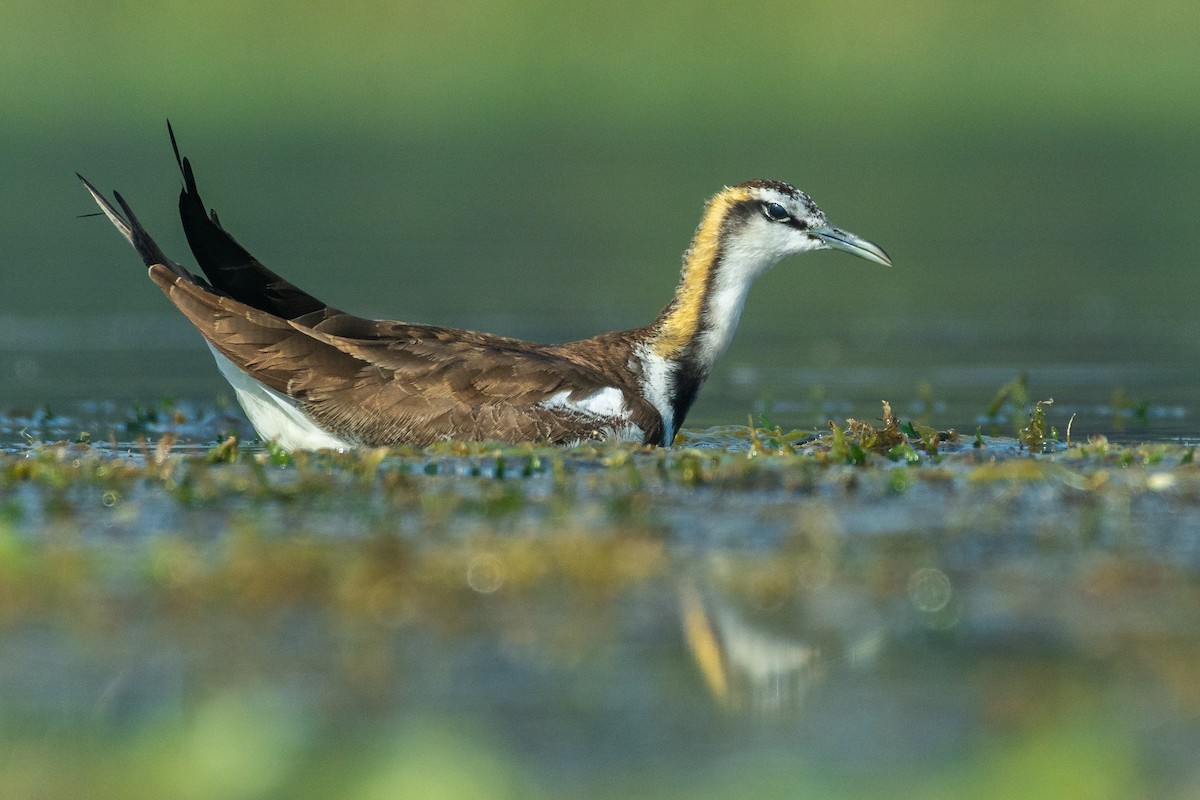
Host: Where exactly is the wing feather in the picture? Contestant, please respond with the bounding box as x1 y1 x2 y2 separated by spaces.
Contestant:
151 265 646 445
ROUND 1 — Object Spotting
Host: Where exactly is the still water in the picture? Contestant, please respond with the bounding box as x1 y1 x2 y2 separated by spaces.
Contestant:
3 308 1196 444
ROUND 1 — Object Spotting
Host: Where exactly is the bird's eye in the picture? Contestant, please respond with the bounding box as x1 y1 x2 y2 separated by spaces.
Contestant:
763 202 790 222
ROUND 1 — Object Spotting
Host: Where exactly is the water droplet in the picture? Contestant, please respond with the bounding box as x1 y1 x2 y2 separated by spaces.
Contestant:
467 554 505 594
908 567 951 613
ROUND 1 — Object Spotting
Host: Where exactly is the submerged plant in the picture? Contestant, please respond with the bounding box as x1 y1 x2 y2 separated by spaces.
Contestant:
1018 398 1056 453
207 434 240 464
747 415 795 457
827 421 866 466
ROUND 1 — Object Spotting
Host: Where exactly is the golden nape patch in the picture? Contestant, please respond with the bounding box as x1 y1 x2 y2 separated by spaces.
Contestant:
651 187 752 358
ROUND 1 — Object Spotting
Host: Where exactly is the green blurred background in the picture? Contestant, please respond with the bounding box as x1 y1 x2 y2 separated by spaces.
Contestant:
3 0 1199 427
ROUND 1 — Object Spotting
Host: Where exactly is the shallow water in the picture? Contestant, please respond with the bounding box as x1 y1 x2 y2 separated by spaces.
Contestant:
2 405 1199 798
4 310 1197 446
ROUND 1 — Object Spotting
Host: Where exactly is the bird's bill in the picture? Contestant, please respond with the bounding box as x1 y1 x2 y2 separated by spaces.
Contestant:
810 224 892 267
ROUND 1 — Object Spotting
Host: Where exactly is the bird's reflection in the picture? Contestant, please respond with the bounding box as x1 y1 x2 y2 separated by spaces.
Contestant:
679 570 885 714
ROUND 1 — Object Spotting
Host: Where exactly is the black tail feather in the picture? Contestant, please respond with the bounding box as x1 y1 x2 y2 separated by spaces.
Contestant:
167 122 328 320
168 118 186 177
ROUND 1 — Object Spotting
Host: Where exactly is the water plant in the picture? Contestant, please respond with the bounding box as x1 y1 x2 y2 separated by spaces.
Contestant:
1018 398 1056 453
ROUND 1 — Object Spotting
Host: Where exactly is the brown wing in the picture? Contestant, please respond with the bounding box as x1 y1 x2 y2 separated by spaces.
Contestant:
150 265 664 446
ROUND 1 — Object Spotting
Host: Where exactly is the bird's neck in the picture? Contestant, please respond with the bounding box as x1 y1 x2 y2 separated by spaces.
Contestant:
649 189 769 371
639 188 774 436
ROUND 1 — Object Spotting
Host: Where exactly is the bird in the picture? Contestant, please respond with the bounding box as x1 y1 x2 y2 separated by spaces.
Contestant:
79 124 891 451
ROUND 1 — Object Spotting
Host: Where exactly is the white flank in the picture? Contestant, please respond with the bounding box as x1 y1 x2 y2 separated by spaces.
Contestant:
540 386 627 419
208 345 353 451
539 387 645 443
633 344 675 445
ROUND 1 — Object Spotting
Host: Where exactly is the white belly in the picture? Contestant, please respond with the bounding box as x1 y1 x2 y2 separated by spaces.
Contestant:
207 345 352 451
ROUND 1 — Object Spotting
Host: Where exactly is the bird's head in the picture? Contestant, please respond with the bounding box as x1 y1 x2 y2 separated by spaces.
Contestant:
709 179 892 276
656 179 893 360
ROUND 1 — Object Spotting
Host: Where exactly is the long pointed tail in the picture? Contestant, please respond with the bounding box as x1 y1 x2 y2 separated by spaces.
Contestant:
76 173 198 283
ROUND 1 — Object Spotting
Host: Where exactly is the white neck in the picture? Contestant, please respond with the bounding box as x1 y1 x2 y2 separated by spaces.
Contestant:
689 235 777 374
637 185 802 441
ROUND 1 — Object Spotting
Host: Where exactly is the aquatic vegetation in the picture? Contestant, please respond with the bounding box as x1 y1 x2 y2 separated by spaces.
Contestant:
1108 387 1152 431
2 400 1200 799
3 400 1196 539
984 373 1030 435
1018 397 1058 453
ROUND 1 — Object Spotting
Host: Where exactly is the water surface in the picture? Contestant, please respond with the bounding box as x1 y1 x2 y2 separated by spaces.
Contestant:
2 410 1199 797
